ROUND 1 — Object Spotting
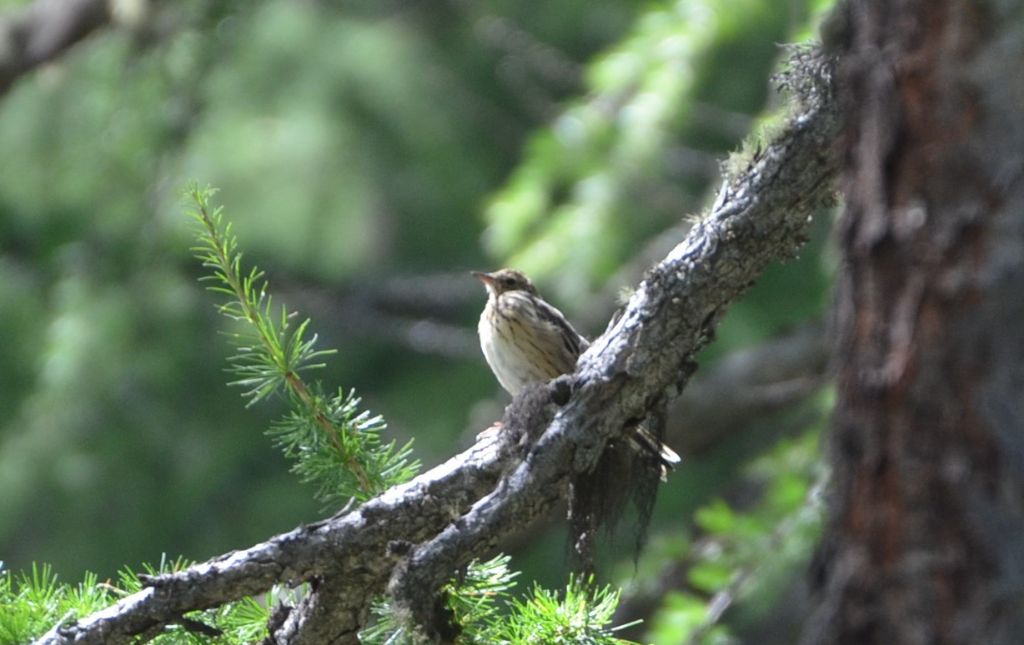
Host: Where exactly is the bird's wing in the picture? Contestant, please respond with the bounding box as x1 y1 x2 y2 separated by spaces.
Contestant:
532 297 589 359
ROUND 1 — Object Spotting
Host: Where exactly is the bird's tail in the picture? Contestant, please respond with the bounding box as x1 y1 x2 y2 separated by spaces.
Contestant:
629 425 681 481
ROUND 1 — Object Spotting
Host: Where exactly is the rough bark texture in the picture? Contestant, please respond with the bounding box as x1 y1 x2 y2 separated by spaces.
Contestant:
36 49 840 645
803 2 1024 644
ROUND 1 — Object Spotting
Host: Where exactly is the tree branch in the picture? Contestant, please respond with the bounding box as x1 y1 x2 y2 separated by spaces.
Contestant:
387 48 840 638
34 46 840 645
35 430 516 645
0 0 111 96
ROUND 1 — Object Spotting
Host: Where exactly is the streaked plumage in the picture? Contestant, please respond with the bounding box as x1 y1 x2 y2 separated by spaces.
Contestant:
473 268 680 473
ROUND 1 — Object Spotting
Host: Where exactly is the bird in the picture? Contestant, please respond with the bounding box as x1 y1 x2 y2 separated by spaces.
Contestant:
473 268 681 474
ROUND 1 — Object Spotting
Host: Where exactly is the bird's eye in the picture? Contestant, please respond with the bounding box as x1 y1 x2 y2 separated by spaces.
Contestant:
503 277 516 287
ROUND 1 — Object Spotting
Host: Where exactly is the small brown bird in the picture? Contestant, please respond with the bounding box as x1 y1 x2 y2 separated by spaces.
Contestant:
473 268 680 473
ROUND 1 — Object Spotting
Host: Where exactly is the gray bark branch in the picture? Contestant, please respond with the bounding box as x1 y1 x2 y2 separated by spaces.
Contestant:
36 434 515 645
387 47 841 638
35 47 840 645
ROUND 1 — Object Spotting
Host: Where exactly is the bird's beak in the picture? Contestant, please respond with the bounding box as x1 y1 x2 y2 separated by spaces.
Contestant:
472 270 498 295
472 271 496 287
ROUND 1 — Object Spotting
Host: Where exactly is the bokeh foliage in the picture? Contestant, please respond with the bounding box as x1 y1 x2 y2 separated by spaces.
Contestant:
0 0 836 642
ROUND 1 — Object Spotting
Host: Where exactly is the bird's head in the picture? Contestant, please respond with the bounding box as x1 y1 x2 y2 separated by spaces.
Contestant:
472 268 538 297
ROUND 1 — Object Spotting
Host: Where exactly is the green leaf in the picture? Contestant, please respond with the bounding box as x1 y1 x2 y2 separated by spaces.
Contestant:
184 185 420 505
687 561 733 594
694 499 736 535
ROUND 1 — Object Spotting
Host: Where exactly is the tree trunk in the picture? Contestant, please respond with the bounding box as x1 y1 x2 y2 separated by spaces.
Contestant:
803 2 1024 644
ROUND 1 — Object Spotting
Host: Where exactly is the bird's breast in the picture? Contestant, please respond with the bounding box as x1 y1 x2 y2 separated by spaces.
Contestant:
478 298 565 396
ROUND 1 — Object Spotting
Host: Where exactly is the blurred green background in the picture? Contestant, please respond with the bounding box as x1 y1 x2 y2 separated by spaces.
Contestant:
0 0 836 641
